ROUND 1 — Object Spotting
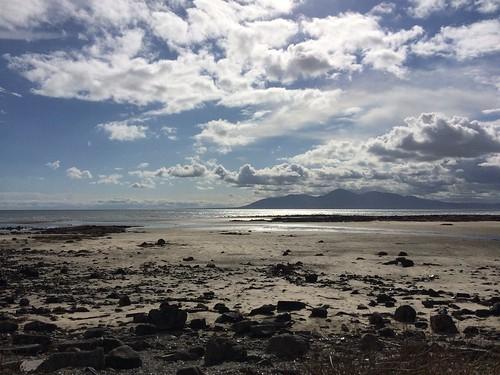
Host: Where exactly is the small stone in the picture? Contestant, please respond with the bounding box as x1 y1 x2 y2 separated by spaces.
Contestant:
305 274 318 283
36 348 105 372
378 327 395 338
183 257 194 262
19 298 30 307
369 312 385 327
249 304 275 316
204 337 247 366
277 300 306 311
105 345 142 369
157 239 166 246
489 303 500 316
189 318 207 330
118 295 131 307
215 312 244 324
463 326 479 337
24 321 57 333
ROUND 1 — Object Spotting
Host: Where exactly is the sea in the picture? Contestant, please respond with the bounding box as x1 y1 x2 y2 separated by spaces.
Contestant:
1 209 500 234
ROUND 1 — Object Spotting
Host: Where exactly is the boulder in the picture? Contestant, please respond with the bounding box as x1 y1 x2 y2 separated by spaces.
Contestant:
266 334 309 359
204 337 247 366
148 305 187 331
157 239 167 246
305 274 318 283
369 312 385 328
310 307 327 318
215 311 244 324
489 302 500 316
118 295 131 307
83 327 108 339
13 334 52 347
249 304 275 316
135 323 157 336
189 318 207 330
105 345 142 370
36 348 105 372
394 305 417 323
430 314 458 334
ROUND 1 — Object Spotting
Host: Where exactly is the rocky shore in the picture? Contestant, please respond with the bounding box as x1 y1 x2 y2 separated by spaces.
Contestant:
0 222 499 374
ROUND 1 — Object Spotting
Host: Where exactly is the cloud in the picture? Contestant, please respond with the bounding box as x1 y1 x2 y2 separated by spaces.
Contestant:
66 166 92 179
413 19 500 60
168 163 206 178
96 174 122 185
0 86 22 97
45 160 60 170
97 121 147 141
161 126 177 140
408 0 500 17
136 162 149 169
367 113 500 161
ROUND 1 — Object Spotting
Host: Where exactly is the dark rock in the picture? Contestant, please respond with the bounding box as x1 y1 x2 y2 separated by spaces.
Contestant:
266 334 309 359
232 320 254 334
415 321 428 329
13 334 52 347
148 305 187 331
249 304 275 316
396 257 414 267
377 251 388 256
36 348 105 372
204 337 247 366
305 273 318 283
463 326 479 337
0 321 18 333
135 324 157 336
394 305 417 323
105 345 142 369
489 302 500 316
118 295 131 307
369 312 385 328
163 347 204 362
213 303 230 313
83 327 108 339
378 327 395 338
377 294 396 305
177 366 205 375
360 333 382 351
475 309 491 318
19 298 30 307
20 266 39 278
189 318 207 330
215 311 244 324
183 257 194 262
275 313 292 322
310 307 327 318
24 321 57 333
398 251 408 256
277 300 306 311
430 314 458 334
157 239 166 246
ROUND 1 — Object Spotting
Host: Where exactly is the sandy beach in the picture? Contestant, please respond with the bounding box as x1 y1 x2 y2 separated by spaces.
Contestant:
1 220 499 374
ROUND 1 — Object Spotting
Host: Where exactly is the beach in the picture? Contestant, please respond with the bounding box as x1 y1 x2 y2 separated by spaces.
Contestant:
1 219 499 374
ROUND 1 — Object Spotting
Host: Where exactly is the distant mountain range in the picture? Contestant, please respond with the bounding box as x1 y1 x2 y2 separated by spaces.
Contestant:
241 189 500 209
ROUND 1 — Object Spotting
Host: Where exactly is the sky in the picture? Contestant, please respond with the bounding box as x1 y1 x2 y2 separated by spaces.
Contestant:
0 0 499 208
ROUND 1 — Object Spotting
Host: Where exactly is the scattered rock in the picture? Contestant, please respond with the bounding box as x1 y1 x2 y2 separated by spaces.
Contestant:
266 334 309 359
277 300 306 311
105 345 142 370
24 321 57 333
249 304 275 316
157 238 166 246
310 307 327 318
204 337 247 366
135 324 157 336
36 348 105 372
83 328 108 339
148 304 187 331
394 305 417 323
489 302 500 316
305 273 318 283
183 257 194 262
215 311 244 324
189 318 207 330
430 314 458 334
378 327 395 338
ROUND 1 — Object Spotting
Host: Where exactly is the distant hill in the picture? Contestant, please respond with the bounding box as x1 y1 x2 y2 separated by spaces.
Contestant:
241 189 500 209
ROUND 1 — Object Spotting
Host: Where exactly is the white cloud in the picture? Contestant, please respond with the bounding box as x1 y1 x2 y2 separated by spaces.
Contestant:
96 173 122 185
413 19 500 60
97 121 147 141
136 162 149 169
408 0 500 17
66 166 92 179
45 160 60 170
161 126 177 140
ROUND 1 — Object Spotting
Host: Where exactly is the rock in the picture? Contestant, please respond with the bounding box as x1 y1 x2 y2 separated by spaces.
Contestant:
396 257 414 267
213 303 230 313
377 294 396 305
305 273 318 283
463 326 479 337
266 334 309 359
177 366 205 375
231 320 254 334
249 304 276 316
430 314 458 334
398 251 408 256
189 318 207 330
394 305 417 323
36 348 105 372
135 324 157 336
277 300 306 311
183 257 194 262
19 298 30 307
275 313 291 322
157 238 166 246
369 312 385 328
310 307 327 318
13 334 52 347
489 302 500 316
204 337 247 366
105 345 142 369
148 305 187 331
378 327 395 338
215 311 244 324
377 251 388 256
20 266 39 278
0 321 18 333
360 333 382 351
415 321 428 329
24 321 57 333
162 347 204 362
118 295 131 307
475 309 491 318
83 327 108 339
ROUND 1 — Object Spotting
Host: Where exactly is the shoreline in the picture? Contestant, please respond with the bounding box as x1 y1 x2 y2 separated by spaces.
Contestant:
240 214 500 222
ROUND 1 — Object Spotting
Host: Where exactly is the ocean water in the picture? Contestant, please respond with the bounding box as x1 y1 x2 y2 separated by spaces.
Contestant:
1 208 500 229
